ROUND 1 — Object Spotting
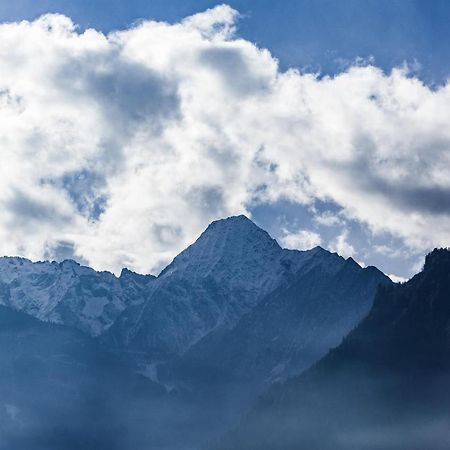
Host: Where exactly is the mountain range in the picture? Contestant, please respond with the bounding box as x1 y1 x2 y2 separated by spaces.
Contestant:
1 215 446 449
0 257 154 336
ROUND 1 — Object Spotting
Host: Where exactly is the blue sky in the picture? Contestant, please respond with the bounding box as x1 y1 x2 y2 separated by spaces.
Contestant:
2 0 450 83
0 1 449 279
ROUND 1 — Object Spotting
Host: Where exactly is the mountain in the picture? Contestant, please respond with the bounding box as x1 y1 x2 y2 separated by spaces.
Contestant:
106 215 319 361
104 215 389 446
0 257 154 336
106 215 389 376
164 250 388 388
215 249 450 450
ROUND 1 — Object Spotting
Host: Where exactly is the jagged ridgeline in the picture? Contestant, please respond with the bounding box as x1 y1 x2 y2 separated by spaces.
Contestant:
213 248 450 450
0 215 397 450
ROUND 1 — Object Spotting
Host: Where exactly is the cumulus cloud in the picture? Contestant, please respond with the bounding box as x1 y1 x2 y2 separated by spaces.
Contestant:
0 5 449 274
330 231 356 259
280 229 322 251
313 211 343 227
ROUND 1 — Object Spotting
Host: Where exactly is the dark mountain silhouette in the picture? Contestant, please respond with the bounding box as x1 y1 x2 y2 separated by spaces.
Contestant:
214 248 450 450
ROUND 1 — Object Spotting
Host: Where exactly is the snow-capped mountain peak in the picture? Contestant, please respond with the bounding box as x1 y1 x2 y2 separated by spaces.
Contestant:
160 215 280 279
0 256 153 336
106 216 387 364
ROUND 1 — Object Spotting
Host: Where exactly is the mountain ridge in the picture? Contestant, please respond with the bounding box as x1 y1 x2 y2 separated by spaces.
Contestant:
0 215 390 374
0 255 155 336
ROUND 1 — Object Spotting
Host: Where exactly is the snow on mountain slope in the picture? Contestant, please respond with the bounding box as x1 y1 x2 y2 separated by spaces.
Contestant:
0 257 154 336
158 215 321 323
105 216 376 365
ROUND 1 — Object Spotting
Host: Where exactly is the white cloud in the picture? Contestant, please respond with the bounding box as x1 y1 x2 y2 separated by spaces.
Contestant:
388 273 408 283
330 231 356 259
280 229 322 251
0 6 449 274
373 244 403 258
314 211 343 227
